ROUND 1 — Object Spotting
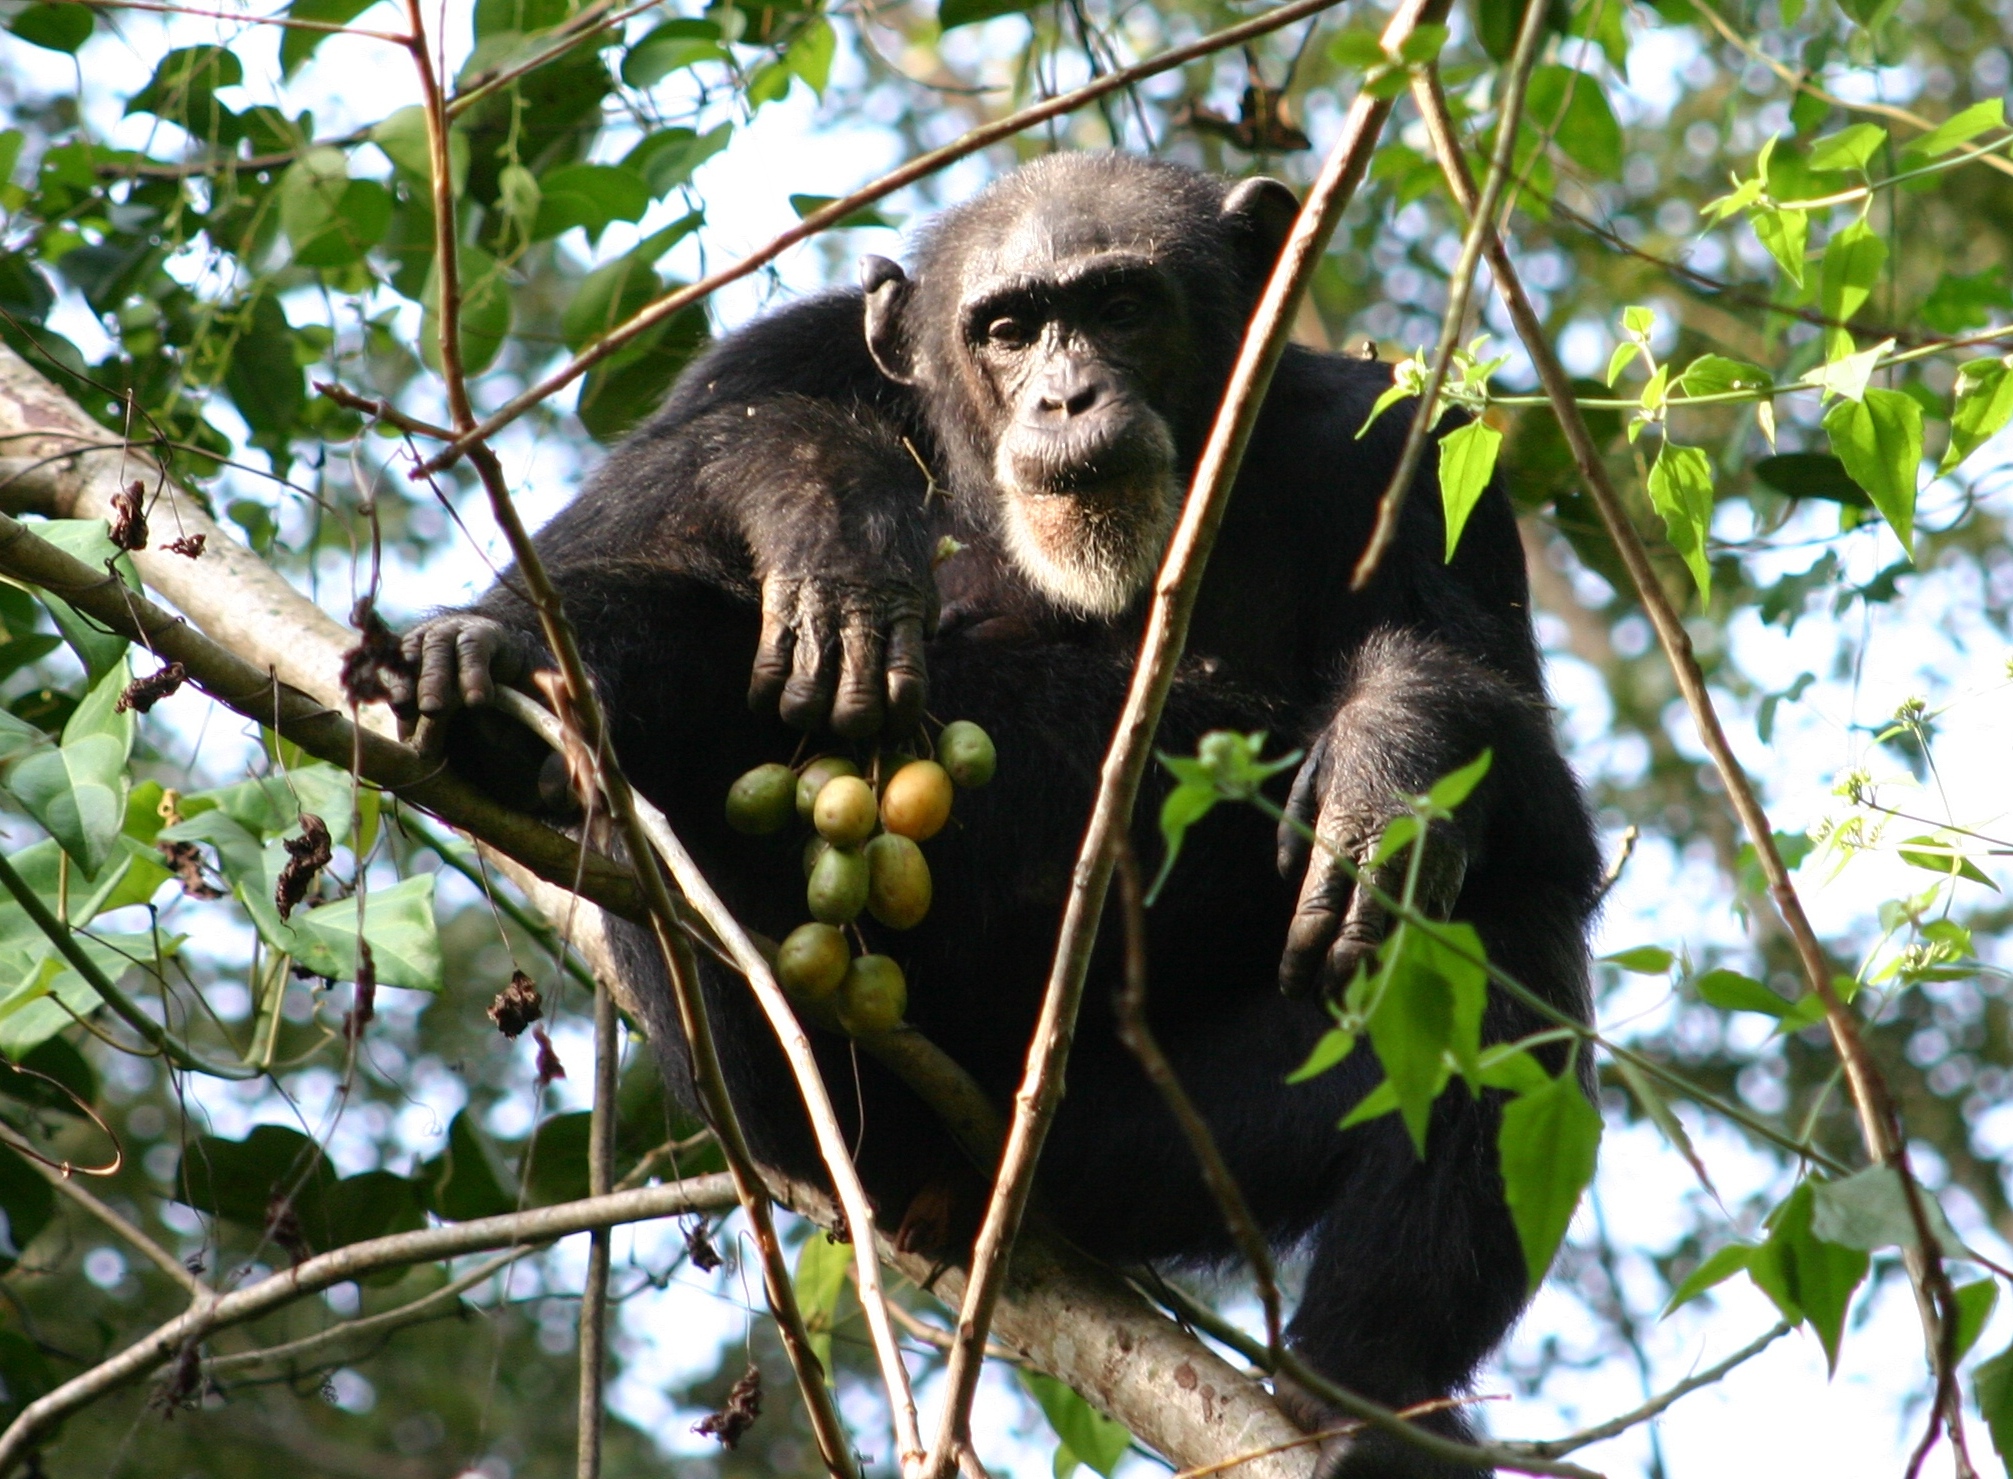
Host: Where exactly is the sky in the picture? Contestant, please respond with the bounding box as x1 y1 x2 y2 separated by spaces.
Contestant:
4 3 2013 1477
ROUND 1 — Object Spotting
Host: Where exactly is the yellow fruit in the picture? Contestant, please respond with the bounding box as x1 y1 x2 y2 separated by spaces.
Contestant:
938 721 997 788
813 774 879 846
796 757 859 821
776 923 849 1004
880 759 953 841
725 763 796 835
807 845 869 924
865 833 932 929
837 954 906 1035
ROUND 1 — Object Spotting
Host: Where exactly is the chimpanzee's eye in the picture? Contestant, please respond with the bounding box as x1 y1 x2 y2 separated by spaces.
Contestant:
1103 294 1143 326
987 316 1031 346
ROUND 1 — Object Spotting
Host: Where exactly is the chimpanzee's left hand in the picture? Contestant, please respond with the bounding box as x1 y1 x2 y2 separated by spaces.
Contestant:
1274 729 1469 1001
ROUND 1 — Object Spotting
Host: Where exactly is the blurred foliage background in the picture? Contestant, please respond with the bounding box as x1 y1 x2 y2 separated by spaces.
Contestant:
0 0 2009 1473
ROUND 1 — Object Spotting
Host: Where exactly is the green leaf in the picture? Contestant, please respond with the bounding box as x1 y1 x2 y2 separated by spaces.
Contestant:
1978 1340 2013 1479
291 874 443 991
1693 967 1791 1016
1339 1076 1400 1129
1604 341 1642 387
786 18 836 96
1818 221 1887 330
1754 1180 1869 1373
1437 419 1502 562
1568 0 1626 67
179 1122 335 1226
1823 388 1921 557
1808 123 1887 173
1426 750 1493 812
1601 945 1674 974
624 123 732 196
1498 1069 1601 1292
1365 922 1489 1155
1662 1242 1755 1316
1897 834 1999 889
1920 268 2012 334
370 105 468 196
1809 1165 1967 1255
420 244 512 377
1613 1055 1714 1194
1524 66 1623 179
1396 24 1451 63
1678 354 1772 399
126 46 245 143
621 19 727 87
7 3 93 52
794 1229 851 1379
1751 207 1808 288
0 1146 54 1274
1287 1026 1358 1083
562 214 703 351
1941 356 2013 474
531 163 651 243
7 660 134 875
1371 814 1421 867
1328 29 1390 70
25 518 137 680
1900 99 2005 161
1954 1280 1999 1364
1147 772 1219 906
938 0 1041 29
1021 1372 1133 1479
1646 442 1715 599
281 0 378 73
279 149 392 268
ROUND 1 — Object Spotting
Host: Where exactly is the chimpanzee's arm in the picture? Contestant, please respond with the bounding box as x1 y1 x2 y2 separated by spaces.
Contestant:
391 296 937 739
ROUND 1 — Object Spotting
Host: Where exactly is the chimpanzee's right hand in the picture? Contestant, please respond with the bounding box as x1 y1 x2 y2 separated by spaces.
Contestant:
387 613 545 731
748 566 936 740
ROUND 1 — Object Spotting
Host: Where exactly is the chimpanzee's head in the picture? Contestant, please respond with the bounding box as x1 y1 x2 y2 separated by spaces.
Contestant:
861 154 1297 617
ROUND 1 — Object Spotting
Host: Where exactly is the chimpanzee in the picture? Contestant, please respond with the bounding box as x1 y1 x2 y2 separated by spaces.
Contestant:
391 153 1602 1476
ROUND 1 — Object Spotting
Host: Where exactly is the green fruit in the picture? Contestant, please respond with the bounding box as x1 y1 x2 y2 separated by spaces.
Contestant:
837 954 906 1036
776 923 849 1004
938 720 997 788
880 759 953 841
807 845 869 924
865 833 932 929
796 756 860 821
725 762 797 835
813 773 879 845
803 834 830 878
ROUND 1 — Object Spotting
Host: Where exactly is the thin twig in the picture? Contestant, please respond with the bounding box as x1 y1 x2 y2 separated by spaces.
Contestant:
1409 62 1971 1479
0 1174 738 1473
1511 1322 1792 1459
0 1126 207 1298
205 1249 530 1379
920 4 1446 1471
576 972 620 1479
70 0 410 40
1110 838 1280 1347
1351 0 1550 590
413 0 1362 474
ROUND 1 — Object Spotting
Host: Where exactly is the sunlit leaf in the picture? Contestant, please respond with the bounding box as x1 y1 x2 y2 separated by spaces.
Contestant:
1646 441 1715 599
1498 1069 1601 1292
1940 356 2013 474
1823 388 1922 557
1437 418 1502 562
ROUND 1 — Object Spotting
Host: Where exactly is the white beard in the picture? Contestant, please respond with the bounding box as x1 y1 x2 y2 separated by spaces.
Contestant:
995 473 1179 618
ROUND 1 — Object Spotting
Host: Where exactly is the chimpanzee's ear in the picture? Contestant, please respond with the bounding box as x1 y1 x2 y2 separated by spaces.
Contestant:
1221 176 1300 273
861 255 918 386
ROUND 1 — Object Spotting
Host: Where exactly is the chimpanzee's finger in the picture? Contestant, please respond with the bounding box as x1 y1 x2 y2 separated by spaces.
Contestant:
749 576 799 714
883 614 928 736
1279 843 1352 999
830 602 887 739
456 624 499 709
779 585 840 730
418 624 465 716
1319 871 1391 999
385 632 422 713
1276 747 1324 881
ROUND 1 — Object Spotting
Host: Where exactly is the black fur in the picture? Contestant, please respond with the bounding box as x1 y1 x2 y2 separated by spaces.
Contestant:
402 154 1603 1477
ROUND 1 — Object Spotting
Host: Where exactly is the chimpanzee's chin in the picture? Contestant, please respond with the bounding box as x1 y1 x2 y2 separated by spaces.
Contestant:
995 476 1176 617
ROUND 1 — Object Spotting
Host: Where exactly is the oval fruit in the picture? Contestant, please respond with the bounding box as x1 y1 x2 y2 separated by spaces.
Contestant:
880 759 953 841
776 922 849 1004
865 833 932 929
803 834 830 878
796 756 860 821
725 762 796 835
938 721 997 788
813 774 879 846
837 954 906 1035
807 845 869 924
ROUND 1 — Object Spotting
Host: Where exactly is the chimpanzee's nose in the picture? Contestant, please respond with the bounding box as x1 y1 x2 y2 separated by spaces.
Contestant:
1035 366 1106 420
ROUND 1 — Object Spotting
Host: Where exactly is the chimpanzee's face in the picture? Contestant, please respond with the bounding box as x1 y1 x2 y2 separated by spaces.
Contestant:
955 243 1188 616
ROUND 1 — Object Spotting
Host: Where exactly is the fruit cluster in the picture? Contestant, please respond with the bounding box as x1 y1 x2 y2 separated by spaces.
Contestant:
723 720 996 1036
